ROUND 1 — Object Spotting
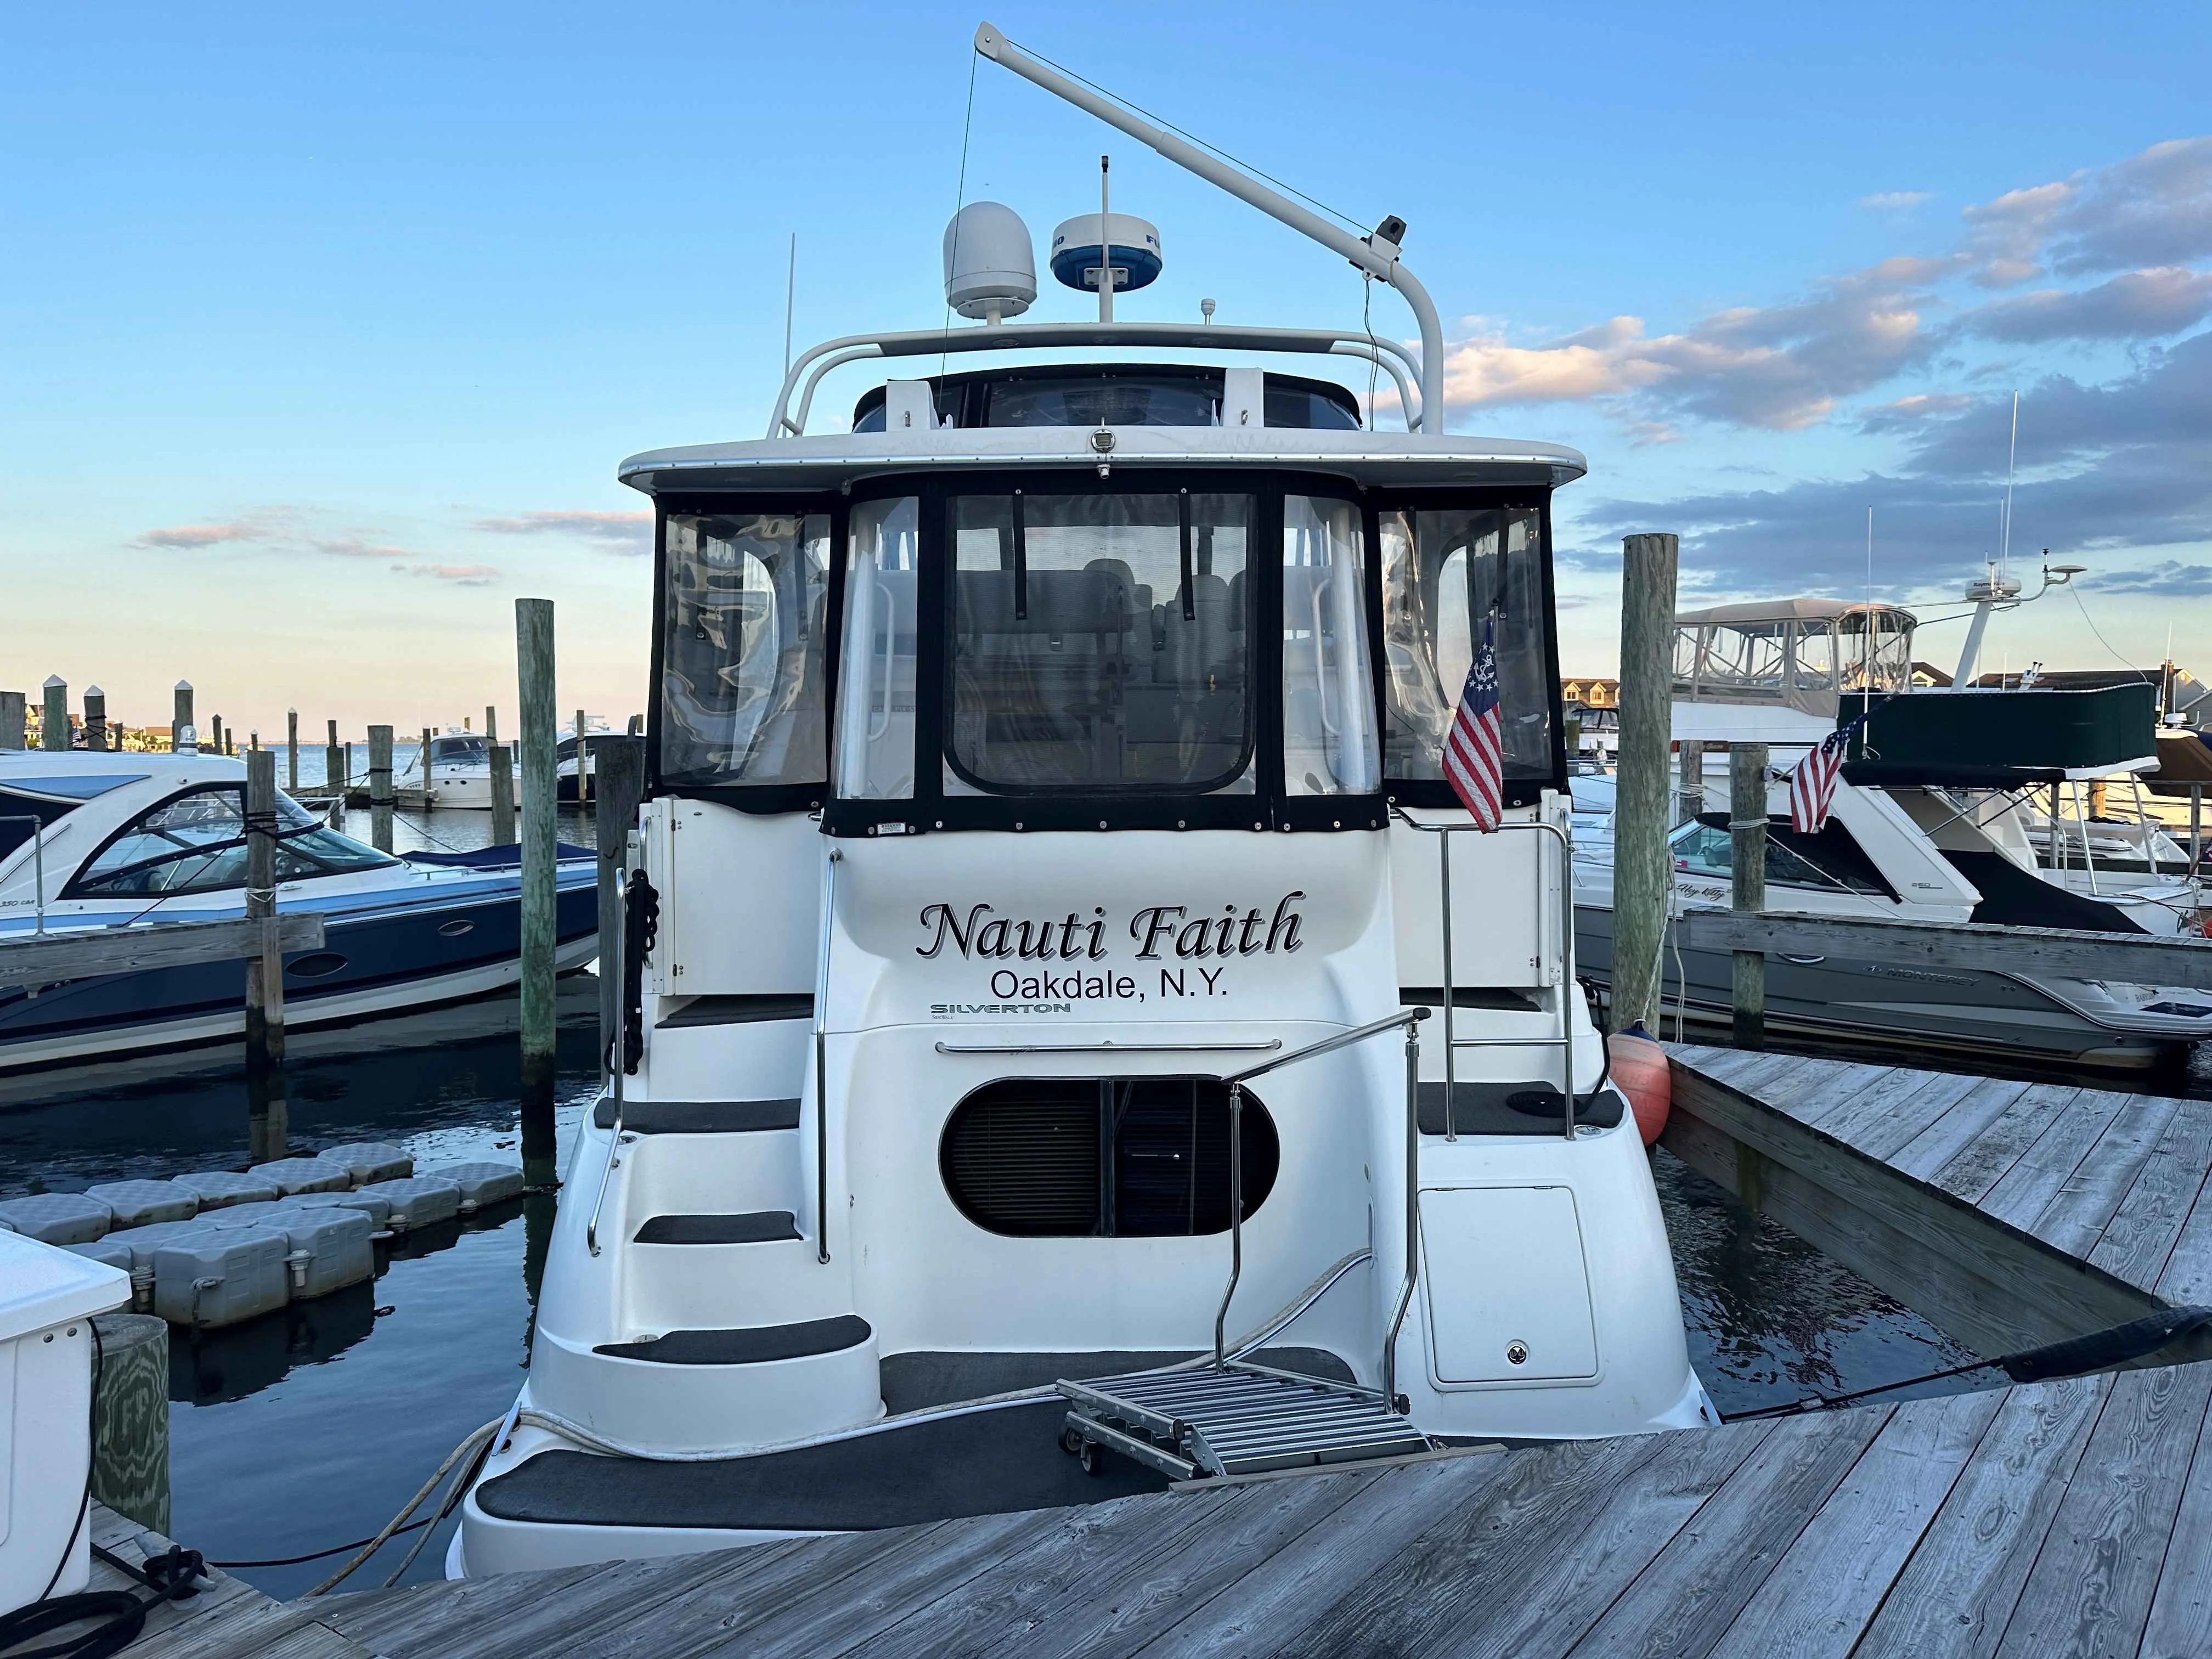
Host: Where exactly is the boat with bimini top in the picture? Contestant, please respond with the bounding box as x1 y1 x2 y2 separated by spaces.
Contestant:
453 22 1711 1579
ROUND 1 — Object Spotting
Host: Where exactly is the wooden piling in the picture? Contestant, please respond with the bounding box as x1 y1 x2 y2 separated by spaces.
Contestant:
516 599 560 1186
0 690 24 750
1611 533 1678 1032
41 675 68 752
592 735 647 1082
573 708 590 803
484 705 498 743
245 748 289 1163
210 713 223 757
1676 738 1705 826
323 719 342 795
83 686 107 752
286 709 299 792
421 725 435 808
367 725 395 853
489 743 516 847
1730 743 1769 1048
89 1312 170 1535
173 681 194 753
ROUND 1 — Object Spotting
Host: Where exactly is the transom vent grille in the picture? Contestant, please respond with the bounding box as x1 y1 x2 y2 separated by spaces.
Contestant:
938 1077 1278 1239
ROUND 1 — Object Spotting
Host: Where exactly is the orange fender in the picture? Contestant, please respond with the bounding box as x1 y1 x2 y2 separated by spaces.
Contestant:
1609 1030 1671 1146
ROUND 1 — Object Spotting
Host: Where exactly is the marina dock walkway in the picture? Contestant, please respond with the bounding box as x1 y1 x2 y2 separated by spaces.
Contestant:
110 1359 2212 1658
1664 1046 2212 1355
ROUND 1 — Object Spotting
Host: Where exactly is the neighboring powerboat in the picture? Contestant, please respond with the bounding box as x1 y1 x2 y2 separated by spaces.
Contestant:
0 752 599 1072
400 732 508 810
1573 599 2211 1069
452 24 1710 1580
398 724 610 807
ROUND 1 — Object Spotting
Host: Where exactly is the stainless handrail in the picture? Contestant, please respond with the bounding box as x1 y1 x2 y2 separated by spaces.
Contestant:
1211 1005 1430 1412
1392 806 1579 1141
934 1039 1280 1056
812 849 842 1265
584 865 627 1257
0 817 46 936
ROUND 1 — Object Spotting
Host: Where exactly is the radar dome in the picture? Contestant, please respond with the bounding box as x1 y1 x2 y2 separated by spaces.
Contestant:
943 202 1037 321
1049 213 1162 294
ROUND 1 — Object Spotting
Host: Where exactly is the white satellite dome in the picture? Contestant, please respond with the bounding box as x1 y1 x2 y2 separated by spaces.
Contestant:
943 202 1037 321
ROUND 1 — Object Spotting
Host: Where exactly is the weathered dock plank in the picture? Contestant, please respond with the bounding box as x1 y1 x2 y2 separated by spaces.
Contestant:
1852 1370 2107 1657
1990 1361 2212 1657
1702 1389 2004 1659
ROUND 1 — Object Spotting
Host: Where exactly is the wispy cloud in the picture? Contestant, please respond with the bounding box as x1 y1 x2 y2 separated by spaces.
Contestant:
1956 266 2212 342
473 510 652 555
404 563 500 585
312 535 417 560
137 522 262 549
1859 190 1933 211
1446 256 1948 430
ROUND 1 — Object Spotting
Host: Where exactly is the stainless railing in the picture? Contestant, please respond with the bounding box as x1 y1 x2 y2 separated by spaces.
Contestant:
585 864 627 1257
1391 805 1581 1141
1213 1005 1430 1408
0 818 47 936
812 849 842 1266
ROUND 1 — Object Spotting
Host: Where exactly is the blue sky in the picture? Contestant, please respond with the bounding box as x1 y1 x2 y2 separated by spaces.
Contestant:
3 2 2207 733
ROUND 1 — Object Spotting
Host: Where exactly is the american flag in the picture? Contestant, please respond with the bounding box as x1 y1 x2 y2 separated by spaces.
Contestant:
1443 619 1504 831
1788 727 1850 833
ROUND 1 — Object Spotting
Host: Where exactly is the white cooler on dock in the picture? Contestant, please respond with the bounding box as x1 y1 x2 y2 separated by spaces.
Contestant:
0 1230 131 1613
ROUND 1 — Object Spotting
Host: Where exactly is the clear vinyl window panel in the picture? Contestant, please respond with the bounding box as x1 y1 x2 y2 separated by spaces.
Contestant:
947 492 1254 794
1381 507 1553 783
834 497 922 800
660 512 831 788
72 787 393 898
1282 495 1379 795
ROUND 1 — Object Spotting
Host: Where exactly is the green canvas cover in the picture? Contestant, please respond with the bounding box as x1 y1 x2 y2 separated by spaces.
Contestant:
1838 684 2157 785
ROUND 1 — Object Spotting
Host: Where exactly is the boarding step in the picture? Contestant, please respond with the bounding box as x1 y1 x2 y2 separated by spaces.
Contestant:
593 1097 801 1133
633 1211 799 1245
654 994 814 1029
1058 1359 1431 1480
595 1314 871 1365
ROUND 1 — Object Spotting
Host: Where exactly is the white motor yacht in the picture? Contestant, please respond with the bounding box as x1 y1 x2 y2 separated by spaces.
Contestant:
1574 599 2212 1068
452 24 1709 1578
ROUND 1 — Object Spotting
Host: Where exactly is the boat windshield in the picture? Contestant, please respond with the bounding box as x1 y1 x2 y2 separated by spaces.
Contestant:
1379 507 1553 786
431 736 489 761
661 511 831 790
69 786 397 898
946 490 1256 794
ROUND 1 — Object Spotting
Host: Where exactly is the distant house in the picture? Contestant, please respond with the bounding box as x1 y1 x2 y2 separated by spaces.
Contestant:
1562 678 1620 709
1970 663 2208 727
1909 662 1954 689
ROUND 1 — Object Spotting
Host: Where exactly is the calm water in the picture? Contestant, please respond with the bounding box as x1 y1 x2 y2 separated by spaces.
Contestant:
0 800 2014 1594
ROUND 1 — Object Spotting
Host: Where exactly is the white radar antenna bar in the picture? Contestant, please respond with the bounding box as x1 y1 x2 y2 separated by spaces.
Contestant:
973 21 1444 431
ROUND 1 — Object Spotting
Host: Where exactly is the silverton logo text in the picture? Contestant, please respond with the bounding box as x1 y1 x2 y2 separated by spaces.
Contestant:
915 894 1306 962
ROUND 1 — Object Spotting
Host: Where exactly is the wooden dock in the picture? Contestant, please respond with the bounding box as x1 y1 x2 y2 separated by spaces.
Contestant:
101 1359 2212 1658
1664 1046 2212 1357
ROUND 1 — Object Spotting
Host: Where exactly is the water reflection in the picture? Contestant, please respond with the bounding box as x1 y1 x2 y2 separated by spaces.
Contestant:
1653 1146 1980 1415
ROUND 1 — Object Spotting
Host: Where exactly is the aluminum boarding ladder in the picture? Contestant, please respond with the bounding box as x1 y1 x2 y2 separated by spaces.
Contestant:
1058 1359 1431 1480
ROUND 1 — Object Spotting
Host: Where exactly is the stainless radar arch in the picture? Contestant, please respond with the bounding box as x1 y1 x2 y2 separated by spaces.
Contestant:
972 22 1445 429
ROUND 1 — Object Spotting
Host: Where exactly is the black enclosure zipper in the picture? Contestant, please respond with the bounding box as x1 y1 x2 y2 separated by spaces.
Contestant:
1178 490 1195 619
1012 489 1029 621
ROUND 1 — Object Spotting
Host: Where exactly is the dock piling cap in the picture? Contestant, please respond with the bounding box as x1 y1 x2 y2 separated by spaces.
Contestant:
0 1228 130 1341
